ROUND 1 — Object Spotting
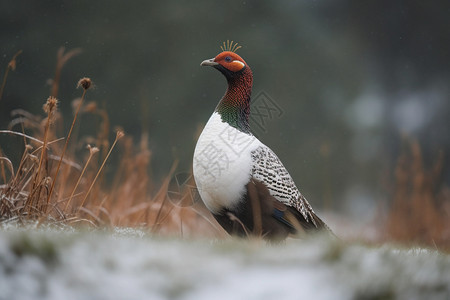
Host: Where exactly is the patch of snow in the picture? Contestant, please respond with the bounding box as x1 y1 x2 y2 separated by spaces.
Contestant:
0 228 449 300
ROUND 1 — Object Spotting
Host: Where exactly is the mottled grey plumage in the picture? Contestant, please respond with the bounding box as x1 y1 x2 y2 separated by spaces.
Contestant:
251 146 319 227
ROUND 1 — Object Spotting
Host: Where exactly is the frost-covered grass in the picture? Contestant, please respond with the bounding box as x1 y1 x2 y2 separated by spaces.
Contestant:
1 227 449 300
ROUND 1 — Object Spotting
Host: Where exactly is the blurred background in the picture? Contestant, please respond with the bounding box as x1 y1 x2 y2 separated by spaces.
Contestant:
1 0 449 226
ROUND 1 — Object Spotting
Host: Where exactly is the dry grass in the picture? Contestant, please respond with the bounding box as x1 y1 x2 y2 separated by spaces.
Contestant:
0 49 223 238
381 137 450 251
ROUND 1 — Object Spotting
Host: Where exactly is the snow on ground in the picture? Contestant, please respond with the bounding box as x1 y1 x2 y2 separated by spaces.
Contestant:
0 226 449 300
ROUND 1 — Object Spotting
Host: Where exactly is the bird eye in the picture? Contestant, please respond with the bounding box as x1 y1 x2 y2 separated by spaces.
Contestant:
225 56 232 62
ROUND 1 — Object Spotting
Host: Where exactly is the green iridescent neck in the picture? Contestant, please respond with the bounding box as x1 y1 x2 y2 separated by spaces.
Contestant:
215 67 253 133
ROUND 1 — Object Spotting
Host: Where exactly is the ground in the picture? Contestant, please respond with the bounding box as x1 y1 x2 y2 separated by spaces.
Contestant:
0 226 449 300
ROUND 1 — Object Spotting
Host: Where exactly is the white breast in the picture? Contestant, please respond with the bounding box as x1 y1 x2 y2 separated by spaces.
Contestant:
193 112 263 214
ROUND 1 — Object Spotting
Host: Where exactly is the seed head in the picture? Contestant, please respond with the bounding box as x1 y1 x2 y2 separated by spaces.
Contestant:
116 130 125 140
43 96 59 114
87 144 100 155
77 77 92 90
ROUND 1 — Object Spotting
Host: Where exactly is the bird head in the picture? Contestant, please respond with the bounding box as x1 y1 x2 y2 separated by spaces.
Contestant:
200 41 249 80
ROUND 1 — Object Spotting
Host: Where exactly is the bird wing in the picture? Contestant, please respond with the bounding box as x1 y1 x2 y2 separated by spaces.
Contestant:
250 145 321 227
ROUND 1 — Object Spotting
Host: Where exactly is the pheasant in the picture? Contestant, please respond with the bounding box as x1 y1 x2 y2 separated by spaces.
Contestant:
193 41 329 241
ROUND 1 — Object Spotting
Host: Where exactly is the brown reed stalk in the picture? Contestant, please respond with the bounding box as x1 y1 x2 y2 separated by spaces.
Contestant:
385 137 449 251
50 47 82 98
0 130 46 145
78 130 124 211
0 50 22 103
149 161 178 232
65 145 99 211
7 143 33 190
26 97 58 211
47 78 92 203
0 148 7 184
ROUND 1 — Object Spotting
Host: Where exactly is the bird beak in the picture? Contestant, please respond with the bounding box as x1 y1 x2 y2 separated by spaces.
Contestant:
200 58 219 67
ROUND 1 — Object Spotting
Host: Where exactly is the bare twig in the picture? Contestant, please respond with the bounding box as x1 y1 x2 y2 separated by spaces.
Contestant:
0 50 22 102
79 131 124 210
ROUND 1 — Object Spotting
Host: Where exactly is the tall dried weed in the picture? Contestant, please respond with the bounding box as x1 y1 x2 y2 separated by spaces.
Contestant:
382 137 450 251
0 49 221 238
